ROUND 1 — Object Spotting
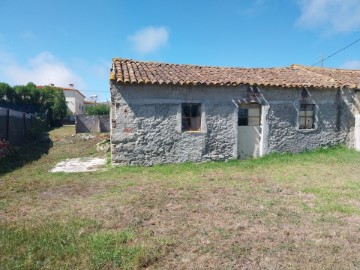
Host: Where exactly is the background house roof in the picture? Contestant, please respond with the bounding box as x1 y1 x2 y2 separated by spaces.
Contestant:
112 58 360 89
36 85 86 98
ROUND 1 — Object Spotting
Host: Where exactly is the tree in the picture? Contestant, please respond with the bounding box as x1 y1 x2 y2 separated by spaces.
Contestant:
0 82 14 103
14 85 32 104
39 86 67 127
51 88 67 126
0 82 67 127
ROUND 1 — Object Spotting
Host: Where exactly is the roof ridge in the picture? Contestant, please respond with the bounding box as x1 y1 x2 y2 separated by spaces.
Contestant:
111 58 360 89
36 85 86 97
291 64 340 86
299 64 360 72
112 57 285 70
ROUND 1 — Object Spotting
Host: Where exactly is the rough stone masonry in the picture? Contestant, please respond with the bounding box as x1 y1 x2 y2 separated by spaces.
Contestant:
109 58 360 166
110 84 358 166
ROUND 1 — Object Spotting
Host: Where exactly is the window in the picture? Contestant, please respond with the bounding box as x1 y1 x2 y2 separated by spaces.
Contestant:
182 103 201 131
299 104 315 129
238 104 261 126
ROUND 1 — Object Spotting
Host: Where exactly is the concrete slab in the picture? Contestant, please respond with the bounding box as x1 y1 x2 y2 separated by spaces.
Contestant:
50 157 107 173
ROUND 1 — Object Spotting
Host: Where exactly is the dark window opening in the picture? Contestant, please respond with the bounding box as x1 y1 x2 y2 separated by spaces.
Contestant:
182 103 201 131
299 104 315 129
238 109 248 126
238 104 261 126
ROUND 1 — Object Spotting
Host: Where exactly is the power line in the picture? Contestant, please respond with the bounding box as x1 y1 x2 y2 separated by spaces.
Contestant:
311 37 360 67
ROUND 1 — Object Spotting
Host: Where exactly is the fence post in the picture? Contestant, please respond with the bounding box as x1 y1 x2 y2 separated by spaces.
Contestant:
23 112 26 139
5 109 9 141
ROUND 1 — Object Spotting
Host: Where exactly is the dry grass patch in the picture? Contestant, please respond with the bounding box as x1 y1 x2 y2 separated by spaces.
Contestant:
1 127 360 269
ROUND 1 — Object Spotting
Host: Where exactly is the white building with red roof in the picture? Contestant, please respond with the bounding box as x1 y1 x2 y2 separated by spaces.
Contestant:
37 84 85 116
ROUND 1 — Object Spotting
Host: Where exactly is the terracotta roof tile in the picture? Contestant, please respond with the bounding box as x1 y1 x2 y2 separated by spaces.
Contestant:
293 65 360 89
112 58 360 89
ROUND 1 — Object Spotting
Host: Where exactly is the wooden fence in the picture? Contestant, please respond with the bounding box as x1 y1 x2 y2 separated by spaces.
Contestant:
0 107 44 145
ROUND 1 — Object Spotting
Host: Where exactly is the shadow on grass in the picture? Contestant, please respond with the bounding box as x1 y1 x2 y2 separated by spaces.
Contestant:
0 132 53 176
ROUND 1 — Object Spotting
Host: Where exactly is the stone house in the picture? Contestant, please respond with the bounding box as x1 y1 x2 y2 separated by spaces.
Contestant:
110 58 360 166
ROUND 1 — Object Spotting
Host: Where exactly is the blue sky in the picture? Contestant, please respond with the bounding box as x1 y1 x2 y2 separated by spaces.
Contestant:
0 0 359 101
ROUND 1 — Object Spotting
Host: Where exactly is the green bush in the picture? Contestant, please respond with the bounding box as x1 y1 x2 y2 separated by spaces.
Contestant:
84 104 110 115
28 117 48 139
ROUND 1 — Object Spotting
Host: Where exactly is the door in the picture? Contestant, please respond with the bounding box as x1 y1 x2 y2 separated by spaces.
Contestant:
237 103 261 159
355 114 360 151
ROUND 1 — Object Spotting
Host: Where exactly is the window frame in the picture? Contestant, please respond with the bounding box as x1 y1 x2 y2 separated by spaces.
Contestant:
238 103 261 126
299 103 315 130
181 103 202 132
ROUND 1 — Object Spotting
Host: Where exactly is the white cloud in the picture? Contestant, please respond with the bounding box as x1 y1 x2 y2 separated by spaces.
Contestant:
91 59 111 79
340 60 360 69
297 0 360 33
0 50 84 88
129 26 169 54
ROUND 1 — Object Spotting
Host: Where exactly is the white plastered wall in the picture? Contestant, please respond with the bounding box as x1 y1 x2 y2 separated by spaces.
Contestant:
355 91 360 151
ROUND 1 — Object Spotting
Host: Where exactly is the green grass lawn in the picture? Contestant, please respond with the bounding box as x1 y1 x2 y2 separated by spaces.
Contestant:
1 126 360 269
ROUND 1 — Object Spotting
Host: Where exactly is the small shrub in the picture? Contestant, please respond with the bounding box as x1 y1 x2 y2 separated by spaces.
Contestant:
0 139 14 159
84 104 110 115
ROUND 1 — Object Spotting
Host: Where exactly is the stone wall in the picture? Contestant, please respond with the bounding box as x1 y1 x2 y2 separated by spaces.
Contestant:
261 87 356 154
75 114 110 133
110 83 358 166
111 84 242 166
99 115 110 132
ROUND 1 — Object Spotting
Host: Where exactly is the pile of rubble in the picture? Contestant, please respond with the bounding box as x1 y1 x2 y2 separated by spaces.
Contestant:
0 139 13 159
96 139 110 153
